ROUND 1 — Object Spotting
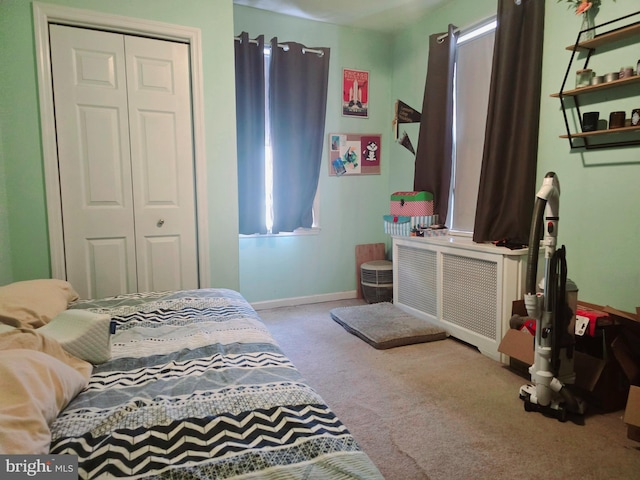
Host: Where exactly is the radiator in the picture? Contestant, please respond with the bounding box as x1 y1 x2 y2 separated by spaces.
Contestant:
393 236 533 362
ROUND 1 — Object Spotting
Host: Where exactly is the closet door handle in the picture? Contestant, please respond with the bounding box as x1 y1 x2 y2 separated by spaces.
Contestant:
157 219 165 227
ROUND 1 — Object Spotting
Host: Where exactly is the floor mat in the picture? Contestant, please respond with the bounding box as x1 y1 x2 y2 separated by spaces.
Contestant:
330 302 447 349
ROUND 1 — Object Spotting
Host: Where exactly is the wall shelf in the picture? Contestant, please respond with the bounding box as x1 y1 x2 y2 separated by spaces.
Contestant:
551 74 640 98
556 11 640 150
564 21 640 51
559 124 640 139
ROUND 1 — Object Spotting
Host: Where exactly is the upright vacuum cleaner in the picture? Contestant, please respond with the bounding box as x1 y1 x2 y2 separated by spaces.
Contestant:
518 172 586 421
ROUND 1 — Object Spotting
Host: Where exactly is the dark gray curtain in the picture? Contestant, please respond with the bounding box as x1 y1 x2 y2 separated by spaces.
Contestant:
269 38 330 233
413 24 458 225
235 32 267 235
473 0 545 244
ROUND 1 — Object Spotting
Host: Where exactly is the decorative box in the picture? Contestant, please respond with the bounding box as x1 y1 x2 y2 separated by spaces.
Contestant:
383 214 439 236
390 191 434 216
383 215 412 236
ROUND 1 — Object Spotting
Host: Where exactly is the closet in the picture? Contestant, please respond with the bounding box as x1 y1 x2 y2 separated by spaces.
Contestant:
49 24 198 299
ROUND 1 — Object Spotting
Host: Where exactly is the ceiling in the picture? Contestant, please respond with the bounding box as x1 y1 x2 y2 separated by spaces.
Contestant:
233 0 449 34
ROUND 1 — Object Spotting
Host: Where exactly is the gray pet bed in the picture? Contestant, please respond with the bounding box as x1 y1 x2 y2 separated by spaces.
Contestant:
330 302 447 349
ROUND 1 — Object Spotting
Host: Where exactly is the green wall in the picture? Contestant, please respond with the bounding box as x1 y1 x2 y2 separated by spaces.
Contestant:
390 0 640 312
234 7 393 302
2 0 638 312
0 121 11 285
0 0 240 291
539 2 639 312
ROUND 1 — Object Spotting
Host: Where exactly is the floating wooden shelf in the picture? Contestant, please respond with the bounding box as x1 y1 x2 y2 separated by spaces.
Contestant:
559 124 640 139
556 12 640 149
565 21 640 51
551 75 640 97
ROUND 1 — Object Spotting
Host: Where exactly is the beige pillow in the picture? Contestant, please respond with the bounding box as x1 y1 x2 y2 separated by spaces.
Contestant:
0 329 92 454
0 279 79 329
0 350 89 454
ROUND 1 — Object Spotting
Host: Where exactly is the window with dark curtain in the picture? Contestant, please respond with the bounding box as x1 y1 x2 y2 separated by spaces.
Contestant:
234 34 330 235
269 39 330 234
235 33 267 235
473 0 545 244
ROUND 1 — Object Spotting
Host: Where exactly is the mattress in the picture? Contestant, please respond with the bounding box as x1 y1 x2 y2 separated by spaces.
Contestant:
49 288 382 479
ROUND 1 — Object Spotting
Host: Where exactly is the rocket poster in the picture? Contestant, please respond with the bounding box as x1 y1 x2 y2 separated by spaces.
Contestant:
342 68 369 118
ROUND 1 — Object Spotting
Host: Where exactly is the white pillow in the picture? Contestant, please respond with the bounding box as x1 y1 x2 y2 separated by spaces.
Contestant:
38 310 112 364
0 324 14 334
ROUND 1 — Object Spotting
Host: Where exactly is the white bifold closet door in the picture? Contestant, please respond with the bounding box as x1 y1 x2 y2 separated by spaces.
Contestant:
49 24 198 299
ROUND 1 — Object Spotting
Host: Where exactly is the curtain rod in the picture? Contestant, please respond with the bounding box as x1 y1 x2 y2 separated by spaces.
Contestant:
234 36 324 56
436 28 459 43
436 14 497 42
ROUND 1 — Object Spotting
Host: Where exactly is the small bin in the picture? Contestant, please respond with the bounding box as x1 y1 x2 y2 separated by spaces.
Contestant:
361 260 393 304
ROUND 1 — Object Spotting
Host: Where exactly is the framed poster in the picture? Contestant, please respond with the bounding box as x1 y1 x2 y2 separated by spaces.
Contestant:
342 68 369 118
329 133 381 176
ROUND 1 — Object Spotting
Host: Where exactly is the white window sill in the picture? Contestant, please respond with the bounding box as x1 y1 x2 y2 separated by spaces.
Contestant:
240 227 321 239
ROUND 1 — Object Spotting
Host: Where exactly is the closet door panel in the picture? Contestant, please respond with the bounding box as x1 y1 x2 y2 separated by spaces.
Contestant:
87 238 132 299
143 236 183 292
50 25 137 299
125 36 198 292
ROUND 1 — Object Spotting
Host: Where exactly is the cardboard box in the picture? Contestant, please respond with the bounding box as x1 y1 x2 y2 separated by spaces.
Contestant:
499 328 534 365
624 386 640 442
612 334 640 386
498 328 629 412
573 350 629 412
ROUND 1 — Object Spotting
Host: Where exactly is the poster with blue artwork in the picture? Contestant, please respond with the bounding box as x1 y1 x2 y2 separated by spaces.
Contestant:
329 133 381 176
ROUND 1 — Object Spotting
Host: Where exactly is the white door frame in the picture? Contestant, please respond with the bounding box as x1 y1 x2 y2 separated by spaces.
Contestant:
33 2 210 289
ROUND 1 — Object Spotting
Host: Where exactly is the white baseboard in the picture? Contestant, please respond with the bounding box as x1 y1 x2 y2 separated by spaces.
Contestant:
251 290 358 311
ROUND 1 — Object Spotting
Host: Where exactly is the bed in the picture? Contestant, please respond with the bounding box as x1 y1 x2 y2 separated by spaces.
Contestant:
0 281 383 479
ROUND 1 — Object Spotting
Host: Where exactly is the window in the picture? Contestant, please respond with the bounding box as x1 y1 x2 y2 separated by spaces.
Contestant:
235 34 327 236
262 47 319 235
448 19 496 234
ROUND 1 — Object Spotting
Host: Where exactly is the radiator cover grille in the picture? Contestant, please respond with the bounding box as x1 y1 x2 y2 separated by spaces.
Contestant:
393 237 529 362
396 246 437 317
442 253 498 340
395 244 500 342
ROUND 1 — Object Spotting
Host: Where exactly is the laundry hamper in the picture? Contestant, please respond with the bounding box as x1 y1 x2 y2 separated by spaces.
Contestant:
360 260 393 304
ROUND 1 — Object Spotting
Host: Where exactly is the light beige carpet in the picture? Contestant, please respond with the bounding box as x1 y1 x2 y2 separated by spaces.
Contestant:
258 298 640 480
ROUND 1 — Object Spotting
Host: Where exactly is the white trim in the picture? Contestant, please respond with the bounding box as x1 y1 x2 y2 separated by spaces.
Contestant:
32 2 210 288
239 227 321 239
251 290 358 311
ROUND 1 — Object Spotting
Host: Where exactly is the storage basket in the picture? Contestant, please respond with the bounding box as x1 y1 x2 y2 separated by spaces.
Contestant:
361 283 393 304
383 214 439 236
360 260 393 304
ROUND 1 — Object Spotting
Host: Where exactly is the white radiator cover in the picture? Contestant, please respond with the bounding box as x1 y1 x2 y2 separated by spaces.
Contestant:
393 236 534 362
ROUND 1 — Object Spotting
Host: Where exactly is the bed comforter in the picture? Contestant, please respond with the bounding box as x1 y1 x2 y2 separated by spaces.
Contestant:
50 288 382 479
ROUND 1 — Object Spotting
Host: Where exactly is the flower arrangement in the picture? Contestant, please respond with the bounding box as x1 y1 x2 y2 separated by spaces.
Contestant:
575 1 595 15
558 0 613 15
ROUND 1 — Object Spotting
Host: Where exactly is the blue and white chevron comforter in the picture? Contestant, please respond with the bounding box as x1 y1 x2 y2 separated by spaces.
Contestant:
49 288 382 479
